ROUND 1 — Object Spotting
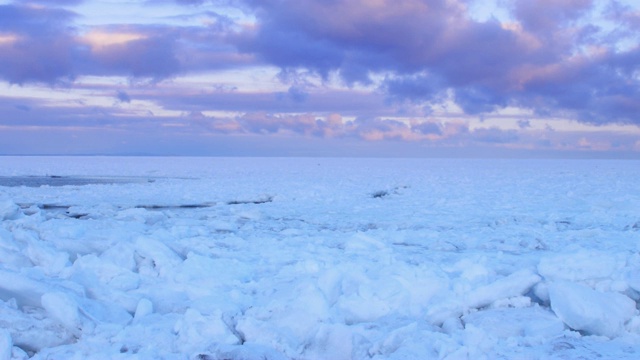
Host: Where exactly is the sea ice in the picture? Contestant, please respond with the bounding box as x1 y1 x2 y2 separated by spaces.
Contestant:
0 157 639 359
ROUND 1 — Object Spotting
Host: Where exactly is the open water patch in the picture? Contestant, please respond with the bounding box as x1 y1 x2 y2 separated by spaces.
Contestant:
0 176 155 187
227 196 274 205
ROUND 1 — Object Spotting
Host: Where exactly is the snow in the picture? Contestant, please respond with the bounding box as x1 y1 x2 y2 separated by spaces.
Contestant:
0 156 639 359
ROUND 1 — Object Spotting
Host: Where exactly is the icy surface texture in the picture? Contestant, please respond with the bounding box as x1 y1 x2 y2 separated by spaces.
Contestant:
0 157 639 359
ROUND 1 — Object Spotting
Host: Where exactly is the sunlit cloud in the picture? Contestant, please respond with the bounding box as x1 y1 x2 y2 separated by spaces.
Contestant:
0 0 637 156
0 32 19 45
82 30 148 51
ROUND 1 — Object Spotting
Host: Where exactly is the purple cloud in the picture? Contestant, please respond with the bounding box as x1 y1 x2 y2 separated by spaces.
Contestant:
228 0 640 125
383 73 447 104
0 3 246 83
1 0 639 133
138 87 391 116
0 4 80 83
512 0 593 33
275 85 309 104
90 33 181 79
2 90 638 157
412 121 443 136
238 112 318 135
471 127 520 144
14 0 84 4
116 90 131 103
517 119 531 129
182 112 466 144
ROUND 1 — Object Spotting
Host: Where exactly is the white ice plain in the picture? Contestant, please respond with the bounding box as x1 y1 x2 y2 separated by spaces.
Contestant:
0 157 639 359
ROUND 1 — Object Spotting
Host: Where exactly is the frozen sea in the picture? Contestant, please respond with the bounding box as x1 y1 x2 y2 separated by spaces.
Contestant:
0 156 639 359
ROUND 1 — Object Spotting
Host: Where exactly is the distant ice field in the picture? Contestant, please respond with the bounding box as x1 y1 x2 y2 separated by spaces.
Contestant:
0 157 638 359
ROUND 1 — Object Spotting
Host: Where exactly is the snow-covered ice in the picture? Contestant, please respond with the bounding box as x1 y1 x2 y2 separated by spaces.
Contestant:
0 156 639 359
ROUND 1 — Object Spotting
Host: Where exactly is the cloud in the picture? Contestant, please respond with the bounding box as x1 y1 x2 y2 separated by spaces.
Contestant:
2 90 637 156
412 121 443 136
116 90 131 103
453 86 510 114
235 0 475 81
229 0 640 125
348 117 412 141
186 111 242 133
89 33 181 79
517 119 531 129
513 48 640 124
181 110 417 140
14 0 84 4
383 73 447 104
512 0 593 34
236 0 540 88
238 112 318 135
0 3 247 83
1 0 639 130
0 4 182 83
182 110 521 146
471 127 519 144
139 87 391 116
275 85 309 104
0 4 80 83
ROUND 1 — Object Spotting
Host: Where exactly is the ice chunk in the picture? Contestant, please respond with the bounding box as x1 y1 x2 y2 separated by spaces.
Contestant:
0 228 14 247
339 293 394 324
0 269 54 308
368 322 418 357
0 200 20 221
41 292 82 335
465 270 541 309
68 254 141 314
72 254 140 291
549 281 636 337
0 329 11 360
303 324 358 360
134 298 153 321
236 284 331 355
627 316 640 333
626 268 640 293
75 296 132 326
462 306 565 339
337 271 427 323
0 268 132 329
0 229 30 269
344 233 388 253
100 242 137 272
0 299 74 352
317 268 345 305
427 270 541 325
25 240 70 275
116 207 166 225
173 308 239 354
538 250 622 282
174 252 251 285
532 282 550 304
211 343 289 360
134 237 183 277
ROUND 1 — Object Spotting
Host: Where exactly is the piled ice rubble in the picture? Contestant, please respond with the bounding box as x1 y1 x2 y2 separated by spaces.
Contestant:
0 157 638 359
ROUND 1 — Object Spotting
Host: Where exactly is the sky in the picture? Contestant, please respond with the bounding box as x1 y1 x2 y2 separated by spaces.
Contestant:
0 0 639 157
